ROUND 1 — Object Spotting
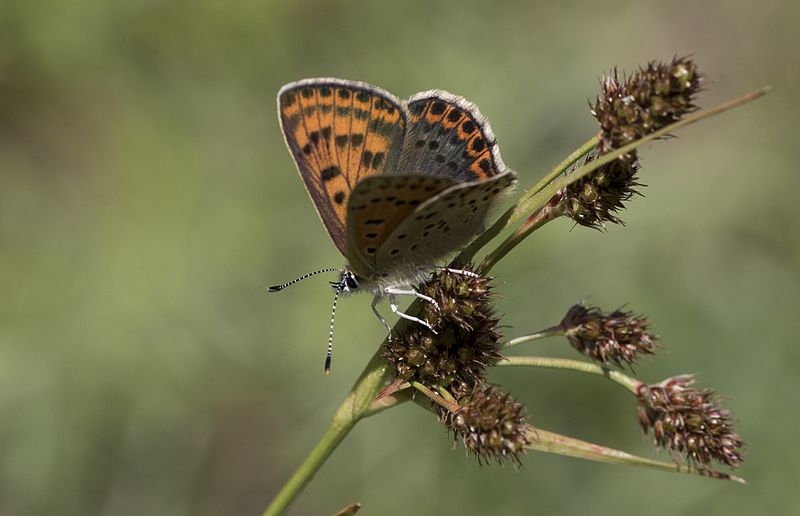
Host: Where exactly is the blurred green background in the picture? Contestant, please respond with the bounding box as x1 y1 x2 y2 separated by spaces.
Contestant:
2 0 798 514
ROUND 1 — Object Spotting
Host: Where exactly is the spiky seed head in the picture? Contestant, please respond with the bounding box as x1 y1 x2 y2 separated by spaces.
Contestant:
561 303 660 367
636 375 744 470
564 152 643 229
382 266 502 395
592 57 703 154
440 384 530 467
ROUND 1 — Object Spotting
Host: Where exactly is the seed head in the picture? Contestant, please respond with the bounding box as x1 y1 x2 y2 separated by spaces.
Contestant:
440 384 530 467
383 267 502 395
592 57 703 154
637 375 744 469
564 152 642 229
561 303 659 368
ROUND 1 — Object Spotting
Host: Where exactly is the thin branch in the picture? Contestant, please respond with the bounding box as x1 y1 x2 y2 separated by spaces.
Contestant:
504 327 564 348
498 355 641 394
479 198 564 273
526 427 745 483
412 381 461 413
528 134 599 195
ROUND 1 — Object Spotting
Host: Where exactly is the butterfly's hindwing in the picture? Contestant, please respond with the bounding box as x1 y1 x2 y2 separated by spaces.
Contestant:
278 79 407 255
398 91 507 182
345 174 457 276
375 171 517 273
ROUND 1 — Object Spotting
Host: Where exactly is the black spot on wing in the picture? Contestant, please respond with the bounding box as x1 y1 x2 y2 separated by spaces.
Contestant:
321 166 341 181
333 191 346 204
447 109 462 122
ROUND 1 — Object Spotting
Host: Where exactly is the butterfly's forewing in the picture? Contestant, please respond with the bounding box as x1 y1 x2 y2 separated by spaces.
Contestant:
278 79 407 256
397 91 507 182
375 171 516 270
345 174 457 276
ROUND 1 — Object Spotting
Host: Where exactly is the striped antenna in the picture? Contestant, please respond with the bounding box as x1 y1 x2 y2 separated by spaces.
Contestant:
324 285 341 374
268 268 342 292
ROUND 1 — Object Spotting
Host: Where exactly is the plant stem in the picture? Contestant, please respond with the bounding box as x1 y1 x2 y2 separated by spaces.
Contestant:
478 197 564 273
525 427 745 483
263 350 391 516
528 134 599 196
453 136 598 267
435 386 458 404
364 390 411 418
412 381 460 412
504 327 564 348
263 419 354 516
498 356 641 394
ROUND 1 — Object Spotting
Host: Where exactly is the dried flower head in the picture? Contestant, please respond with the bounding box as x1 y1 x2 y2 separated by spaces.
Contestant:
564 152 642 228
441 384 530 466
637 375 744 469
561 303 659 367
564 57 702 228
592 57 703 154
382 267 502 395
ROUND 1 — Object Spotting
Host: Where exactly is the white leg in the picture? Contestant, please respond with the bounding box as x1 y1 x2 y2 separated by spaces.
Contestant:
389 294 438 334
371 295 392 339
434 266 480 278
383 287 440 311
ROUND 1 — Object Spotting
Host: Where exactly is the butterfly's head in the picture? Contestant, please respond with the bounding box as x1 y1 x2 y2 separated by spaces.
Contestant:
331 269 361 295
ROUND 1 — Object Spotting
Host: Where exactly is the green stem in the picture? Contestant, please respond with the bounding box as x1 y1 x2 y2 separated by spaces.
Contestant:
526 427 745 483
453 136 598 267
412 381 460 412
504 327 564 348
263 350 391 516
528 135 599 195
498 356 641 394
263 419 354 516
436 386 458 404
479 200 564 273
364 390 411 418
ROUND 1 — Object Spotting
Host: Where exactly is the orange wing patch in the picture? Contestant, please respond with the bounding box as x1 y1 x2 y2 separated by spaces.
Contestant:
279 81 406 256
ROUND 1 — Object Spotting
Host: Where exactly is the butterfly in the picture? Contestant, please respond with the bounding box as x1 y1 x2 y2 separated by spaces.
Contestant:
270 78 516 372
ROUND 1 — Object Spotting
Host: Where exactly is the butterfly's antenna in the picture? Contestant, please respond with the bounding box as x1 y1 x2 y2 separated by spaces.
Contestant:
268 268 343 292
324 285 341 375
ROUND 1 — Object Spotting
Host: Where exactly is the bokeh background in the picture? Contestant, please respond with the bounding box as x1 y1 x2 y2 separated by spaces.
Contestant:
2 0 798 514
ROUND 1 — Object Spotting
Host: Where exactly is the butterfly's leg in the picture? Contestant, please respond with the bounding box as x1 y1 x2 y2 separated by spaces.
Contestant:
371 295 393 340
383 287 440 312
388 293 438 334
433 267 481 278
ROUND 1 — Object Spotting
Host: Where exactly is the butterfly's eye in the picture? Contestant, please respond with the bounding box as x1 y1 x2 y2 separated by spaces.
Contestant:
344 273 360 291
